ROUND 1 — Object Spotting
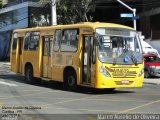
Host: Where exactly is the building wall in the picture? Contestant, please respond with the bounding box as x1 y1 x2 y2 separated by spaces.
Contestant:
142 0 160 11
0 1 51 60
0 7 28 32
3 0 40 7
0 30 12 60
140 0 160 40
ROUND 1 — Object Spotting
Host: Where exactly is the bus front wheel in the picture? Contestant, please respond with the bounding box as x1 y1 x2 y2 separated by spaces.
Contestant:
64 70 77 91
25 65 34 84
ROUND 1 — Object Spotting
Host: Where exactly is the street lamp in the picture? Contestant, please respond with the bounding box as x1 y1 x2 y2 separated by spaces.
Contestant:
117 0 137 30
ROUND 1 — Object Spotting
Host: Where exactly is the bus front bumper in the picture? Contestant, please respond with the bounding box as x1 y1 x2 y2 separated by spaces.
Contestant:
95 75 144 89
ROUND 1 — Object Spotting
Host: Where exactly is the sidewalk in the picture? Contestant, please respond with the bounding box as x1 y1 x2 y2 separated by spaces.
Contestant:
0 62 160 85
0 61 10 68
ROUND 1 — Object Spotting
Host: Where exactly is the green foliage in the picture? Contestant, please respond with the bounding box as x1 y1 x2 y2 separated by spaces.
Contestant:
39 0 51 7
0 0 2 8
39 0 95 24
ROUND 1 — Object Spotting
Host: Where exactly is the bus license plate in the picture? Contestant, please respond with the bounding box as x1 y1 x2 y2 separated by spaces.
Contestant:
121 80 129 84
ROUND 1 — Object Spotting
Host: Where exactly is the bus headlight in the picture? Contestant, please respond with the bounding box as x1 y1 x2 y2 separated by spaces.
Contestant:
138 68 144 77
99 66 111 77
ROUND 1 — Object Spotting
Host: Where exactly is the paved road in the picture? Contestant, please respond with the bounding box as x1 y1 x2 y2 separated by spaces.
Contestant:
0 64 160 120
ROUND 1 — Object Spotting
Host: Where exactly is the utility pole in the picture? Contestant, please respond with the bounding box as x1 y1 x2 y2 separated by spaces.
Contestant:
51 0 57 25
117 0 137 30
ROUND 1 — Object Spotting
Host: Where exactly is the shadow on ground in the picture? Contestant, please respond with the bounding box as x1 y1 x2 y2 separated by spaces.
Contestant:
0 73 135 95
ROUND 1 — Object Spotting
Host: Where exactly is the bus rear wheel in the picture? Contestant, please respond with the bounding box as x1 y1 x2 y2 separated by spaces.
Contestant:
25 65 34 84
64 70 77 91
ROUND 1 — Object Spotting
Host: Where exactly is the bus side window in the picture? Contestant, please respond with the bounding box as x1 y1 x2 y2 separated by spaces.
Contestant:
29 32 40 50
61 29 79 52
54 30 61 51
24 32 30 50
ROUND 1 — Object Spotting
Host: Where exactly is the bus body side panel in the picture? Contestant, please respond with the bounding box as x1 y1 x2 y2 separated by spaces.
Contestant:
11 52 17 73
11 37 20 73
52 52 64 82
52 53 80 83
48 57 52 78
23 51 40 77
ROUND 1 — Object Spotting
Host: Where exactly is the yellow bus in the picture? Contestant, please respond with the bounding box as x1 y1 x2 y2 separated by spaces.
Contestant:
10 22 144 91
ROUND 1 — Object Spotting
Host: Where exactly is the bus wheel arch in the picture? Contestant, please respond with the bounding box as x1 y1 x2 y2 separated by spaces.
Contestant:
25 62 34 84
63 66 77 91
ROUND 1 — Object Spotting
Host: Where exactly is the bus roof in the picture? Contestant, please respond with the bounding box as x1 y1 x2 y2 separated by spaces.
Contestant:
14 22 134 33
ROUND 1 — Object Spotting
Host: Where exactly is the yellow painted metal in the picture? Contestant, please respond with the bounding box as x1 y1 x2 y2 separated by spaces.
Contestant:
95 58 144 88
10 22 143 89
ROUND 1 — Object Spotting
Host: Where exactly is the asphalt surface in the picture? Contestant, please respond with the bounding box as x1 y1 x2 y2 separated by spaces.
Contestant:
0 62 160 120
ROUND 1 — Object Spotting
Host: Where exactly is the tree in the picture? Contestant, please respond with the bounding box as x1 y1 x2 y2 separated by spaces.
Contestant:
39 0 95 24
0 0 2 9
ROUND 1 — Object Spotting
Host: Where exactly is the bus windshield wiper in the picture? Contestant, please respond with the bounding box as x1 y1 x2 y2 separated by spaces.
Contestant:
131 53 138 66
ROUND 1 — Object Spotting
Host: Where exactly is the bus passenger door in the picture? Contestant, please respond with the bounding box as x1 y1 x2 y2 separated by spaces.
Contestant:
42 36 52 78
82 36 94 85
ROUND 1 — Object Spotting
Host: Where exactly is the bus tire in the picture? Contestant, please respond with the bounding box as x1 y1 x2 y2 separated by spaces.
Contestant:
25 65 34 84
64 69 77 91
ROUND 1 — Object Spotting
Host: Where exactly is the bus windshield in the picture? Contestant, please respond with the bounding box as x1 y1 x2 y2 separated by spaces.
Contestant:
96 28 143 65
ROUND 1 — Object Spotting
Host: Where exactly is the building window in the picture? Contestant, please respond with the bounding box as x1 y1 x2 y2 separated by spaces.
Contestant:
61 29 79 52
54 30 61 51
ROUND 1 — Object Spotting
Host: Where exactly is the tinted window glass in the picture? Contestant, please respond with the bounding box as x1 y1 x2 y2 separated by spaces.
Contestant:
43 36 53 56
24 32 30 50
61 29 79 52
29 32 40 50
54 30 61 51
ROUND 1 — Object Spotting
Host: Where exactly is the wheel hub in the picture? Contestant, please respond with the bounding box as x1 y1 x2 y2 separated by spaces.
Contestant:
68 76 75 86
